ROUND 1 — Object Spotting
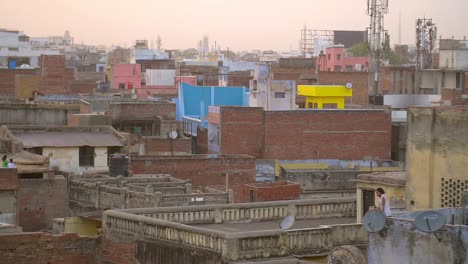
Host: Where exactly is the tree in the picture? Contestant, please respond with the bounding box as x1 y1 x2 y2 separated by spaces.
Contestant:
347 42 369 57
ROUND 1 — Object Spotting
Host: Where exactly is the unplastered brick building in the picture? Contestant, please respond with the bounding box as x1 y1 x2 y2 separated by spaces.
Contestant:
205 106 391 160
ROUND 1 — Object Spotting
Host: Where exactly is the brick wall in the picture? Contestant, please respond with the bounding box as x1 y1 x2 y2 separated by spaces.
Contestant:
68 114 80 126
0 169 18 190
144 137 192 155
137 60 176 71
68 80 96 95
465 73 468 95
129 155 256 189
0 232 100 264
80 100 92 114
15 75 41 99
219 107 265 158
0 69 37 96
442 88 467 106
317 71 368 105
110 102 176 120
228 71 253 87
237 181 301 203
196 127 208 154
39 55 75 95
18 177 67 232
264 110 391 160
214 107 391 161
102 238 135 264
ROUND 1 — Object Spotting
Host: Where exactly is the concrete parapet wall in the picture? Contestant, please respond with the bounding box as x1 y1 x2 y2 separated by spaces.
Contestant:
102 198 358 262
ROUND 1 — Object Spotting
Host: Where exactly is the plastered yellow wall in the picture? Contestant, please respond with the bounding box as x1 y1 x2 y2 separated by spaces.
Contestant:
406 107 468 210
356 182 405 222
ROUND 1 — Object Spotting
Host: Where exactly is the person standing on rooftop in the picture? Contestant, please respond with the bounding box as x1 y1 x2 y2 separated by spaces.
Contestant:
376 188 391 216
7 159 15 168
2 155 7 168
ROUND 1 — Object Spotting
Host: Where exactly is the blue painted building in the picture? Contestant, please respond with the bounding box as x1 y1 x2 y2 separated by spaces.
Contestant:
176 83 249 130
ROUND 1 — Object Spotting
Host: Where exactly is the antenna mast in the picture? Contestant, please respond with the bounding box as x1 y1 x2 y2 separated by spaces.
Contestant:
367 0 389 96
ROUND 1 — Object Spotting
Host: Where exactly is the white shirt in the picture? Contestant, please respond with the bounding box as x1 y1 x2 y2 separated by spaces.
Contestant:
7 163 15 168
378 194 392 216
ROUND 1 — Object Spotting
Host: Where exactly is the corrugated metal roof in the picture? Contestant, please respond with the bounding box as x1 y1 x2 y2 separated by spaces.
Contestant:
13 132 124 148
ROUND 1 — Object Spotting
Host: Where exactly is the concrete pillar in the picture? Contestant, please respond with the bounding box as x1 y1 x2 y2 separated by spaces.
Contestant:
463 190 468 225
120 187 129 209
116 176 123 188
96 181 102 209
145 184 154 194
185 182 192 194
153 191 162 207
356 187 363 223
228 189 234 204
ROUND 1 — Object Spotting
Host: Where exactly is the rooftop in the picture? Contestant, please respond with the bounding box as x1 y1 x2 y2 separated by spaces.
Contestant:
195 217 355 233
8 126 126 148
357 172 406 186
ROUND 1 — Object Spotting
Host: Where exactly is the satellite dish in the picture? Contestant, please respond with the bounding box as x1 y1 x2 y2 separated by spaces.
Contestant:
363 210 387 232
168 131 178 139
280 216 295 230
414 211 446 233
346 82 353 89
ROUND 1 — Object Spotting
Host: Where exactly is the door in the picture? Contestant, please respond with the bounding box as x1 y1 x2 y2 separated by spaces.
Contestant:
363 189 376 217
8 59 16 69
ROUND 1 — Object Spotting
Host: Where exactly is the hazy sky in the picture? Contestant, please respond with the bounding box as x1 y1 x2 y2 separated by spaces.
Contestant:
2 0 467 51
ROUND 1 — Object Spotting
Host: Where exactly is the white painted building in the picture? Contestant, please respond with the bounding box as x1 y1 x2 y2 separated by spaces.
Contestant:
8 126 126 175
249 64 297 111
0 29 60 68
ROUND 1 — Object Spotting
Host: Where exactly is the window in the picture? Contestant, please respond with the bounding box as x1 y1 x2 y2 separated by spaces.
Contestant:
79 146 95 167
441 72 446 88
346 65 353 71
252 80 258 91
323 103 338 109
118 83 125 89
456 72 464 89
8 47 19 52
337 54 341 61
274 92 285 98
250 190 257 202
334 66 342 72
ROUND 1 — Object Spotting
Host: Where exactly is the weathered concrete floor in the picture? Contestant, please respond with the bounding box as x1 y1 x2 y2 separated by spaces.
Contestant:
195 217 356 233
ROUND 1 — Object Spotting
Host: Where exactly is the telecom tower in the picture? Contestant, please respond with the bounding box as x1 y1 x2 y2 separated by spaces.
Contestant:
416 18 437 92
366 0 389 96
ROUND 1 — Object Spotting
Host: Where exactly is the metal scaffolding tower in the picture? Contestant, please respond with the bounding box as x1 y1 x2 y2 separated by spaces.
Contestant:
300 25 334 57
367 0 389 95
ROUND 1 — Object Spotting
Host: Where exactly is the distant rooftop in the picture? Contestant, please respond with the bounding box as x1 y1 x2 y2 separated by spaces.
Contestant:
357 172 406 186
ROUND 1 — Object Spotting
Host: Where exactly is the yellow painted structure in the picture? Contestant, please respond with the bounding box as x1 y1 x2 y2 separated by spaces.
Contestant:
298 85 352 109
64 217 101 236
406 107 468 210
274 160 402 176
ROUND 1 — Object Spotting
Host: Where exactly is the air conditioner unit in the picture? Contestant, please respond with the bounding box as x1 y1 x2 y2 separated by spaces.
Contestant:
355 64 362 71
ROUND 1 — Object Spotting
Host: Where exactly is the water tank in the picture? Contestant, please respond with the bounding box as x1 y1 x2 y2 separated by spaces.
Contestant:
109 153 129 177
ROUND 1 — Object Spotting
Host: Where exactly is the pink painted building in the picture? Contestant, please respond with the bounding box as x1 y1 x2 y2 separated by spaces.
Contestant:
176 76 197 86
135 76 197 100
110 63 141 90
317 45 368 72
